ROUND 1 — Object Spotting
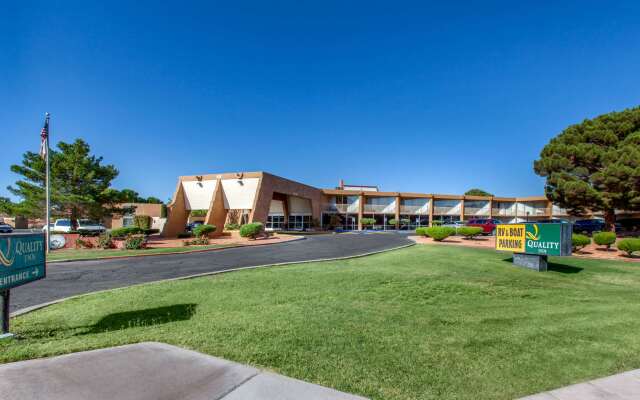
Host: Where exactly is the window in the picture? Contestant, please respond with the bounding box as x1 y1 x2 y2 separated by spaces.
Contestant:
266 215 285 230
288 215 311 230
122 215 135 227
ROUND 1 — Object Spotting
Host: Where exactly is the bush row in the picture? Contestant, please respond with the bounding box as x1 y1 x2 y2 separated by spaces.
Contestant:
415 226 455 241
572 233 640 257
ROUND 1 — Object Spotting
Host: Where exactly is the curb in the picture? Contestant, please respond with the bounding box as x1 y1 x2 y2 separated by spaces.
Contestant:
12 241 415 318
47 236 307 264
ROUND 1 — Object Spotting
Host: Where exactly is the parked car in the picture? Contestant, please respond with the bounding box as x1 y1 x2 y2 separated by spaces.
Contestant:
572 219 606 234
0 222 13 233
536 218 571 224
440 220 466 233
186 220 204 232
42 218 106 233
467 218 501 235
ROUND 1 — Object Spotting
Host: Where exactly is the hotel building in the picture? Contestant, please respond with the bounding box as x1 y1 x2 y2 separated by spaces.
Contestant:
162 171 631 237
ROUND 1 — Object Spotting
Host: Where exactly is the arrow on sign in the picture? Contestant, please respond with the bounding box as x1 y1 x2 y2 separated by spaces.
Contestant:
32 268 39 277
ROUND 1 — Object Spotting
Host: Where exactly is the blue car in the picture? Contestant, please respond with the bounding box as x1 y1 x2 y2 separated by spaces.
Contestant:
573 219 606 234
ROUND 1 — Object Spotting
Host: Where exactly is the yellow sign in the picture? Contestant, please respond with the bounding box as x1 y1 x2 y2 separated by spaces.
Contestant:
495 224 526 252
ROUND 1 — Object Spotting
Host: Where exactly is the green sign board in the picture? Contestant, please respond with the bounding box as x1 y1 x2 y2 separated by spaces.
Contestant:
496 223 572 256
0 233 46 291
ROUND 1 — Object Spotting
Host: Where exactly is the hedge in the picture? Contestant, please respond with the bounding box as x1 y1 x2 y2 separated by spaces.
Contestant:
193 224 216 238
593 231 616 249
617 238 640 257
457 226 483 239
425 226 455 241
240 222 264 239
415 227 428 236
571 234 591 252
224 223 241 231
190 209 208 217
110 226 143 238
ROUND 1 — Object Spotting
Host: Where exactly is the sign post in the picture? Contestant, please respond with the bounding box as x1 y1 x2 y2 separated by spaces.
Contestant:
0 233 47 338
495 223 572 271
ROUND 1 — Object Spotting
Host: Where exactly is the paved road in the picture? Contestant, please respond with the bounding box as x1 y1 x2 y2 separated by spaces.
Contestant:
11 233 412 312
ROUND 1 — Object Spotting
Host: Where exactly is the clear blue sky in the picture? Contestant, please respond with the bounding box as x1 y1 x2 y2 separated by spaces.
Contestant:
2 1 639 201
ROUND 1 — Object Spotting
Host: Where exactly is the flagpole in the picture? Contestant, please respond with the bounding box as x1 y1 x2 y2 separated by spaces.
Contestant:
45 113 51 254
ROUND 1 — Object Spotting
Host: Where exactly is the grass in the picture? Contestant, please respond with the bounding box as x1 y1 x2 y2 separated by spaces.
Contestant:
46 244 236 262
5 245 640 399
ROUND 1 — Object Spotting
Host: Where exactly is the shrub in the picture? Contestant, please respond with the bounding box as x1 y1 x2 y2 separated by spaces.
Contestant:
75 238 94 249
617 238 640 257
190 209 208 217
177 232 193 239
389 218 410 226
360 218 376 228
97 232 114 249
133 215 152 230
415 227 428 236
193 224 216 238
142 228 160 235
572 234 591 252
425 226 455 241
457 226 483 239
182 237 210 246
593 231 616 249
431 220 443 226
111 226 143 238
240 222 264 239
224 223 241 231
124 235 146 250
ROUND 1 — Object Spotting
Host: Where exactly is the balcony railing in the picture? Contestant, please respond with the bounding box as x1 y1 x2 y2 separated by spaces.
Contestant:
492 208 516 217
433 206 460 215
517 208 548 217
399 205 429 215
323 203 359 214
463 207 490 216
363 204 395 213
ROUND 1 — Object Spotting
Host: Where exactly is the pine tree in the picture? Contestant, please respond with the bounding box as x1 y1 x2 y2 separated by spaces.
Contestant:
534 107 640 230
8 139 119 225
464 188 493 196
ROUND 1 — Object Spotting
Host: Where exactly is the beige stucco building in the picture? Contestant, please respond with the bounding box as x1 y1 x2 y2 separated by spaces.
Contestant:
162 170 638 237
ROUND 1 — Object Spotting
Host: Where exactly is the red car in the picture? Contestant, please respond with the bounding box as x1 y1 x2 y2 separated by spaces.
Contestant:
467 218 501 235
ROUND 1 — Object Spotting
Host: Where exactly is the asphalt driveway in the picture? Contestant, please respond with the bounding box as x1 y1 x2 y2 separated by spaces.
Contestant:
10 233 412 312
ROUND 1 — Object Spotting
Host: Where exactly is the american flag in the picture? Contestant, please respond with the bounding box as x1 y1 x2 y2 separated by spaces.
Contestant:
39 114 49 160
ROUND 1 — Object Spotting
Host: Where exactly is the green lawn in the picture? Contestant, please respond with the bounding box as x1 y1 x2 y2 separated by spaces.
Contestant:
46 244 236 262
5 245 640 399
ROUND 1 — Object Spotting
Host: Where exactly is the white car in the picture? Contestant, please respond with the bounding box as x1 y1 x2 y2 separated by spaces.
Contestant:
42 219 106 233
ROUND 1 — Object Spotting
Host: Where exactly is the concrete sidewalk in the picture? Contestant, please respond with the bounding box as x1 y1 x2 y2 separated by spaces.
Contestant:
0 342 368 400
519 369 640 400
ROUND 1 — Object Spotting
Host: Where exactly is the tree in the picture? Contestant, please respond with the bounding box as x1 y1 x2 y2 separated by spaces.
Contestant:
534 107 640 230
464 188 493 196
145 197 163 204
0 197 15 215
8 139 119 226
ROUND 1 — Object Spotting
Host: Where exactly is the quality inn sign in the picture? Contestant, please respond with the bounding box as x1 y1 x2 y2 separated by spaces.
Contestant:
0 233 46 291
496 223 572 257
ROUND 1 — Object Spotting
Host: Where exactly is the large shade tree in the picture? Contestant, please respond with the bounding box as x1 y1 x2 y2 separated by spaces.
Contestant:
534 107 640 230
464 188 493 197
8 139 120 225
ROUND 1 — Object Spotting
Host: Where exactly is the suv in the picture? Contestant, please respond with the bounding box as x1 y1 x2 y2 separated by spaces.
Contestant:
467 218 501 235
572 219 606 234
